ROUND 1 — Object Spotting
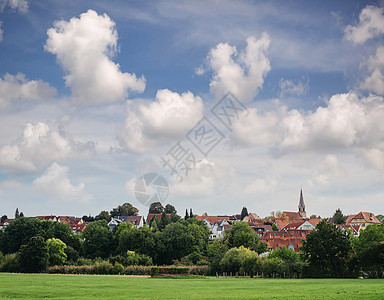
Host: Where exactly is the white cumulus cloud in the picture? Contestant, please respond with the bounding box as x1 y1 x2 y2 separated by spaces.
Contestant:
279 77 309 97
0 73 56 109
344 5 384 44
0 0 28 14
199 34 271 102
117 89 204 153
360 45 384 95
33 163 93 203
45 9 146 104
0 122 95 175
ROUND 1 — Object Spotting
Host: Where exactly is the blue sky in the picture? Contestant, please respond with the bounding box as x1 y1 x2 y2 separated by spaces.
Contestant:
1 0 384 219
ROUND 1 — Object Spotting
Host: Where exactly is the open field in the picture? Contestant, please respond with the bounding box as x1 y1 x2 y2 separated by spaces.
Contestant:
0 273 383 299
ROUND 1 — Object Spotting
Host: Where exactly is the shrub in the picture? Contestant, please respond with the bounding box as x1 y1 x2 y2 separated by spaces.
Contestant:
112 262 124 274
0 253 21 273
93 261 114 275
150 266 190 276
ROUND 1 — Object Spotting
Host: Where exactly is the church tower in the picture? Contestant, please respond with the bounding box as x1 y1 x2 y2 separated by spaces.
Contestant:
298 188 306 218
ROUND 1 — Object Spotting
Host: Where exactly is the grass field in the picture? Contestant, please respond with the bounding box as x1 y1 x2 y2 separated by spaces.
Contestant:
0 273 383 299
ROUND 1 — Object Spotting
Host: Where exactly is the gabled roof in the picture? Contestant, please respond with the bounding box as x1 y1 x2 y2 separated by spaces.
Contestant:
248 213 261 221
147 214 171 224
0 218 14 226
336 224 360 235
196 216 231 224
307 218 322 226
351 212 381 224
70 224 87 232
282 211 303 221
114 216 142 225
281 220 306 231
274 220 289 230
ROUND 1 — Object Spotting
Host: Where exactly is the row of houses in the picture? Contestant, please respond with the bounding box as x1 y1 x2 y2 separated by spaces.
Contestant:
1 191 381 253
195 190 381 252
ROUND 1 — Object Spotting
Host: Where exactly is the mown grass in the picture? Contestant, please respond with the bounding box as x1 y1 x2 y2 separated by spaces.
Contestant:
0 273 383 299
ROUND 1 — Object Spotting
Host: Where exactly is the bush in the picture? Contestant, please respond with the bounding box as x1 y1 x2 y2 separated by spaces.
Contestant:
93 261 114 274
188 265 209 276
150 266 190 276
0 253 21 273
112 262 124 274
0 251 4 265
121 265 152 275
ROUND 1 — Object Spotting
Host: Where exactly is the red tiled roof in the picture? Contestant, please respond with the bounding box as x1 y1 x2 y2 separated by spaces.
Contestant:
336 224 360 235
260 230 310 252
274 220 289 229
0 218 14 226
196 216 231 224
147 214 171 223
308 218 322 226
281 221 306 231
248 213 261 221
351 212 381 224
283 211 303 221
70 224 87 232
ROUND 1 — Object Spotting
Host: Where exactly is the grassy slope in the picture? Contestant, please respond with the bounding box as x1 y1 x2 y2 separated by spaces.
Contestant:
0 273 383 299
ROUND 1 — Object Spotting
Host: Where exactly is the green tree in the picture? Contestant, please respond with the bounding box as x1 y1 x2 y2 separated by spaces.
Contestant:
149 202 164 214
158 211 169 231
1 217 46 254
301 220 354 277
333 208 345 224
1 215 7 223
184 209 189 220
82 220 113 258
241 207 248 220
47 238 67 266
207 239 228 274
110 203 139 217
19 236 49 273
48 222 81 251
219 246 260 275
272 223 279 231
165 204 177 214
376 214 384 223
15 208 20 219
118 227 157 260
95 210 111 222
224 222 259 251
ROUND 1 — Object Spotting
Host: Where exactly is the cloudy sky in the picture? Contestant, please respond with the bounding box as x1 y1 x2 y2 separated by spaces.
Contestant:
1 0 384 219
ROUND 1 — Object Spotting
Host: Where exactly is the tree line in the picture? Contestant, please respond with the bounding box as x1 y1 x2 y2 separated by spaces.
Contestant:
0 204 383 278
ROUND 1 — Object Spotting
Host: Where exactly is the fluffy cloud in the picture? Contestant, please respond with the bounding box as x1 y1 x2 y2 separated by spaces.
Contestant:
199 34 270 102
344 5 384 44
0 122 95 175
360 46 384 95
117 89 204 153
0 22 3 42
0 0 28 14
0 73 56 109
33 163 93 203
45 9 146 104
231 92 384 169
276 92 384 155
279 77 309 97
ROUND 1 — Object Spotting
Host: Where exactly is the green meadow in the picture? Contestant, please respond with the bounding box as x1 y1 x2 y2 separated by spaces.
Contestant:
0 273 383 299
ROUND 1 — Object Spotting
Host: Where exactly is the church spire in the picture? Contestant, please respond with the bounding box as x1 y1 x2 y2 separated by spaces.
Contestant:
298 188 306 218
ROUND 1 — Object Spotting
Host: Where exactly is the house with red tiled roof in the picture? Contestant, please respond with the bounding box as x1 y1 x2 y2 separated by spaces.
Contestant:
336 224 360 236
34 215 58 222
347 212 381 229
252 224 273 237
260 230 310 252
58 216 83 224
70 224 87 234
0 218 14 230
108 216 144 231
274 219 289 230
